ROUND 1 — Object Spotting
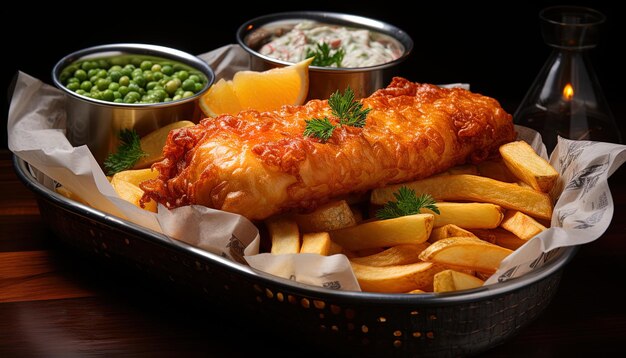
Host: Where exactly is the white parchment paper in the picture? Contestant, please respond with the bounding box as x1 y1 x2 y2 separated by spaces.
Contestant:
7 44 626 291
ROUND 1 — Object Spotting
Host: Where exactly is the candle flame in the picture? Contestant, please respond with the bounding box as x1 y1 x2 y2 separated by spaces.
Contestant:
563 83 574 101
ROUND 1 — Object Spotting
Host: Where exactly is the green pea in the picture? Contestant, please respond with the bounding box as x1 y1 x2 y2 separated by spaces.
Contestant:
153 72 164 81
102 89 115 101
96 78 109 90
89 75 99 83
74 69 87 81
108 82 120 91
91 86 100 93
140 60 153 71
91 92 102 100
128 82 141 93
151 64 162 72
114 98 124 103
165 78 181 95
133 75 146 87
172 94 182 101
113 91 122 99
153 89 167 101
177 70 190 81
146 81 158 90
80 81 93 91
118 85 129 96
97 69 108 78
161 65 174 76
194 82 204 92
82 92 92 98
121 67 133 77
75 89 86 95
174 88 183 96
88 69 98 78
132 69 143 78
163 97 172 102
67 77 80 84
181 79 195 92
182 91 195 98
119 76 130 86
81 61 93 71
188 74 200 83
109 65 123 73
109 71 122 82
143 71 154 82
67 82 80 91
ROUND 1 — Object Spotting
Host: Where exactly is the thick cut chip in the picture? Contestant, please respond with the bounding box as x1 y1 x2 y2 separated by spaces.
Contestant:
350 261 445 293
266 217 301 254
418 236 513 274
349 243 429 267
429 224 477 242
433 269 485 293
329 214 434 251
500 210 547 241
499 140 559 192
293 200 357 233
300 232 331 256
371 174 553 220
423 202 504 229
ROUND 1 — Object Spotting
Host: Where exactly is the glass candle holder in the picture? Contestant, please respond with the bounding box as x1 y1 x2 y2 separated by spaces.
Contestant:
514 6 621 153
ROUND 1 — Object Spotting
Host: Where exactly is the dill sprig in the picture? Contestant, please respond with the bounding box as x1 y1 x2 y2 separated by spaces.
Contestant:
329 87 371 127
306 42 345 67
103 129 147 175
375 187 440 220
303 87 370 142
304 117 336 142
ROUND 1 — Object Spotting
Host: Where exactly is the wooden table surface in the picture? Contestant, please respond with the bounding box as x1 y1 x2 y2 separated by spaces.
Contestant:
1 148 625 357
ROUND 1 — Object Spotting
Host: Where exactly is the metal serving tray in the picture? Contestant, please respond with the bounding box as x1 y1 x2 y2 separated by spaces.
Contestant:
13 155 577 357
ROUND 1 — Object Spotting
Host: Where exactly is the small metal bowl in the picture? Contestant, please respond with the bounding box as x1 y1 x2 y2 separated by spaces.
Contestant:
237 11 413 100
52 43 215 164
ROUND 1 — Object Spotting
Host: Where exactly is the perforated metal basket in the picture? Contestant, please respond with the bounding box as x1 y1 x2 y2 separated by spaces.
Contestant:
13 155 576 357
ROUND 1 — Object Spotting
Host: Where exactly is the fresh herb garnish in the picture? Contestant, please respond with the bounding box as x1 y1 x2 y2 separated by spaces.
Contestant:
306 42 345 67
103 129 147 175
304 87 370 142
329 87 371 127
304 117 336 142
375 187 440 220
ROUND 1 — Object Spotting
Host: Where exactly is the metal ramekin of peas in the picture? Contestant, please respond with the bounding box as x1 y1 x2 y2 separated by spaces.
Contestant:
58 55 209 104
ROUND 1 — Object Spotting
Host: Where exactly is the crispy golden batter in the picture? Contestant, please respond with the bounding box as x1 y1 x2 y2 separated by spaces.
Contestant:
140 77 515 220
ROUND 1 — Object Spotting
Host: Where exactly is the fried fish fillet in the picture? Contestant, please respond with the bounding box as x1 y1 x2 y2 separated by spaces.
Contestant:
140 77 515 220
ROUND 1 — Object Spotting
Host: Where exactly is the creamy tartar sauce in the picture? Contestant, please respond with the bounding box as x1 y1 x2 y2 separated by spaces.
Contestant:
259 21 403 68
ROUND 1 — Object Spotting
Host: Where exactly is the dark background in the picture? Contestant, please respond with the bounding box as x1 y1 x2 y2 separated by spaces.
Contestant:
2 1 624 147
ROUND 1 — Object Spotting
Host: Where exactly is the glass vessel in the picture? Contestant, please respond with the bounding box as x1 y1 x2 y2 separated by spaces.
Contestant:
514 6 621 153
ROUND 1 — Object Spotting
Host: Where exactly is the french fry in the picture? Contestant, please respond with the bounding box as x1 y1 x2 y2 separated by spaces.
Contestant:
418 236 513 274
293 200 357 233
111 177 157 212
500 210 547 241
111 168 159 187
300 232 331 256
371 174 553 220
349 243 429 267
476 159 518 182
499 140 559 193
329 214 434 251
429 224 477 242
433 269 484 293
423 202 504 229
470 228 525 249
134 120 195 169
350 261 445 293
266 217 301 254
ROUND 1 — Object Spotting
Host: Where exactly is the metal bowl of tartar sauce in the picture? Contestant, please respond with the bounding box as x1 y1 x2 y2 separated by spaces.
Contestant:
237 11 414 100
